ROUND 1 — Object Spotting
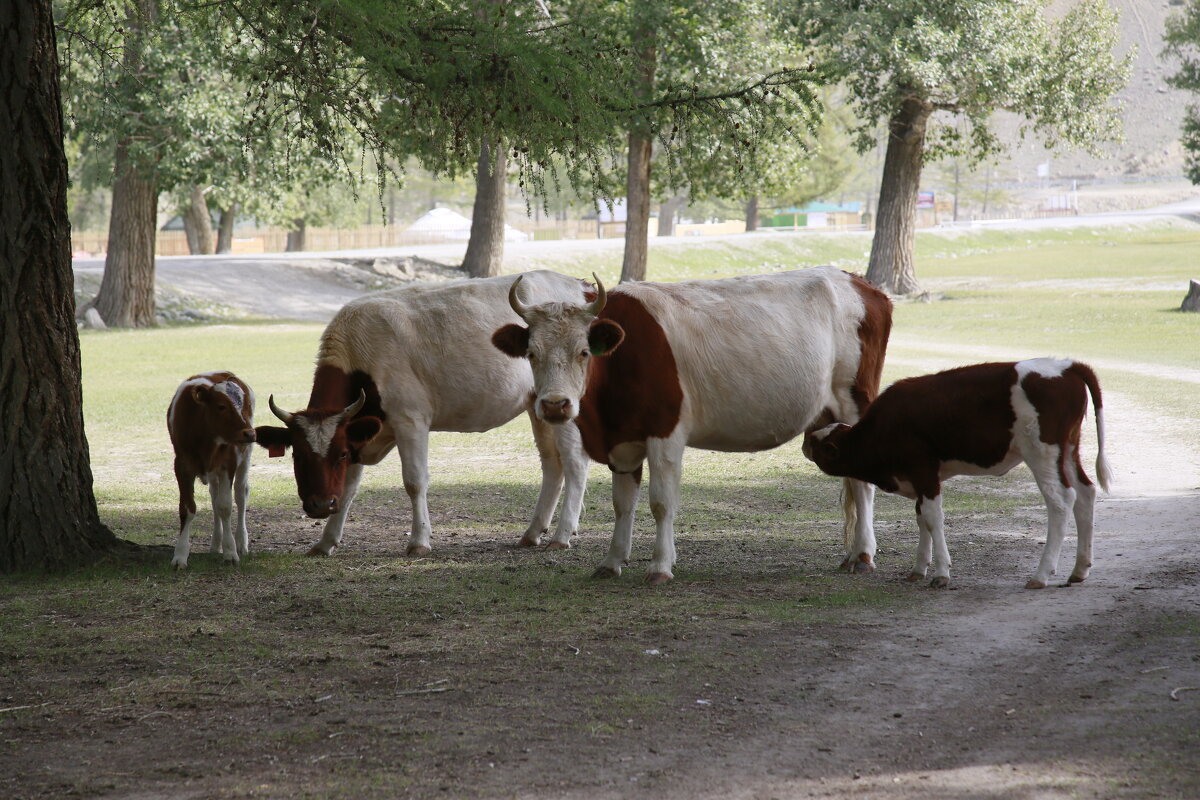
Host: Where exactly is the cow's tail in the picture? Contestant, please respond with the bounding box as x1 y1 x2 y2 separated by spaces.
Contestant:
1074 361 1113 494
841 479 857 549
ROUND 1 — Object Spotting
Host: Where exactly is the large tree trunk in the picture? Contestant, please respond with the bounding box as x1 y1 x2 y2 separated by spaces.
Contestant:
1 0 119 571
285 217 306 252
94 139 159 327
619 27 656 284
91 0 159 327
657 194 685 237
181 185 214 255
462 138 507 278
865 95 931 295
216 202 238 254
744 196 760 232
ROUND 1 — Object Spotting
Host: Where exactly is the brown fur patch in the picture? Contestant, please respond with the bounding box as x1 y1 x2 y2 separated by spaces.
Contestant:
574 292 683 465
847 273 894 415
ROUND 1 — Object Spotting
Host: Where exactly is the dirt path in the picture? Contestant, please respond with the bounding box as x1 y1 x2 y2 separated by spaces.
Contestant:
623 355 1200 799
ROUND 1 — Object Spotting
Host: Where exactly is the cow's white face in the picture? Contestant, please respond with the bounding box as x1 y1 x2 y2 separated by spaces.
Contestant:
491 276 624 424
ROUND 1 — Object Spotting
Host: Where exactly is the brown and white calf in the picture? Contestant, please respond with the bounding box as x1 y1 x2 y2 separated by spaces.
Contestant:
802 358 1113 589
253 271 592 557
167 372 256 568
492 266 893 583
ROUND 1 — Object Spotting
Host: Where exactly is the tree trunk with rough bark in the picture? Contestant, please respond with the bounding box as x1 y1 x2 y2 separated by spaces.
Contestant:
657 194 685 237
181 185 214 255
94 140 159 327
462 139 508 278
744 196 760 232
620 131 653 283
619 26 656 284
285 218 306 252
865 95 931 296
1 0 119 571
216 203 238 254
91 0 159 327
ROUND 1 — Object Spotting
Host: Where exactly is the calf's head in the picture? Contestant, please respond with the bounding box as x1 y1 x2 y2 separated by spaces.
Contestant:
191 382 256 445
491 274 625 423
802 423 854 477
255 391 382 518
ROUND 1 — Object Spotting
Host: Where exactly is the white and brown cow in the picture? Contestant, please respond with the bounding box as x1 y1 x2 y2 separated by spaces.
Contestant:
254 271 592 557
167 371 256 569
491 266 893 583
802 358 1113 589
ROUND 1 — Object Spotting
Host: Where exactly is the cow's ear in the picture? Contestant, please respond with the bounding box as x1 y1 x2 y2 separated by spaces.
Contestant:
191 384 211 404
492 324 530 358
587 319 625 357
254 426 292 458
345 416 383 450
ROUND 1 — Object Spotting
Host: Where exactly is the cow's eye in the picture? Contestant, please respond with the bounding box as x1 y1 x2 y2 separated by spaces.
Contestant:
339 451 350 461
528 353 539 364
579 350 590 360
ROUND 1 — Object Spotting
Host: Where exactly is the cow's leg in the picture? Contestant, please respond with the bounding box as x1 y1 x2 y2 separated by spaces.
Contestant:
171 461 197 570
594 467 642 578
907 500 934 582
307 463 365 556
395 427 434 557
211 472 238 565
233 445 252 556
919 493 952 588
520 411 566 548
1027 469 1075 590
547 422 588 549
1068 453 1097 584
644 434 686 584
839 478 877 573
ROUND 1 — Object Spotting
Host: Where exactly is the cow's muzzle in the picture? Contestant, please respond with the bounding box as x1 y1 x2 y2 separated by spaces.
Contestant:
239 428 257 444
303 496 338 518
538 396 574 423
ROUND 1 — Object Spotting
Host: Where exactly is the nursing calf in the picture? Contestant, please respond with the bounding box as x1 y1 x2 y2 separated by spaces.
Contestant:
803 358 1112 589
167 372 256 568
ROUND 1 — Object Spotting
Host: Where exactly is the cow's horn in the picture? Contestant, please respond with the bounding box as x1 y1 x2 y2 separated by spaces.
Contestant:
268 395 294 424
587 273 607 316
508 275 531 320
341 389 366 420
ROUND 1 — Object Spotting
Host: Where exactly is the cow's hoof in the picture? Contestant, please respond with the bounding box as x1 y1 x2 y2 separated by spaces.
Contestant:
406 544 431 557
645 572 673 585
305 545 332 557
929 576 949 589
1024 579 1047 590
1067 574 1086 584
171 560 187 571
544 541 571 551
223 556 240 567
516 536 541 548
905 571 925 583
592 566 620 579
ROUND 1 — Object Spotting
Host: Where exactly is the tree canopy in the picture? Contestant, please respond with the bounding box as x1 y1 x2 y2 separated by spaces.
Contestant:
1165 0 1200 184
799 0 1131 293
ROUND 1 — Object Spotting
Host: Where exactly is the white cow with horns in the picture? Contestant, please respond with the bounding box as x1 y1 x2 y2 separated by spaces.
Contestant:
254 271 592 557
490 266 894 583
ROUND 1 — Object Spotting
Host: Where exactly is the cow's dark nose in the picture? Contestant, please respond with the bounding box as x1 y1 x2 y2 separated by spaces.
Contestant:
303 497 338 518
241 429 257 444
539 398 571 421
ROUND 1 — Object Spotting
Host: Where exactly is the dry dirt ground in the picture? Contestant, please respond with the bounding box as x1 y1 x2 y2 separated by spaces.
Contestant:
4 357 1199 799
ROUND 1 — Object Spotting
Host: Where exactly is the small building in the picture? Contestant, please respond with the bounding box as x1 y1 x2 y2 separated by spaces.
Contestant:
761 201 863 230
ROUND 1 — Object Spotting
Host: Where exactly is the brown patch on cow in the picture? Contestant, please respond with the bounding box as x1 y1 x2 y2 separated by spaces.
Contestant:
811 363 1021 494
574 292 684 466
847 273 893 415
308 364 386 421
1021 362 1102 488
